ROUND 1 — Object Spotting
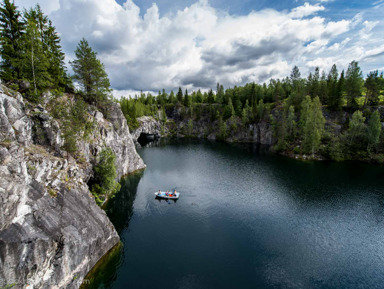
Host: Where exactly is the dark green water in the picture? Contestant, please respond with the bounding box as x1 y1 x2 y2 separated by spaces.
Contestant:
90 140 384 289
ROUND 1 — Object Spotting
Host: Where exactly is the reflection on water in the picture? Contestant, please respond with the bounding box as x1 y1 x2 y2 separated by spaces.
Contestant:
87 139 384 289
106 172 143 235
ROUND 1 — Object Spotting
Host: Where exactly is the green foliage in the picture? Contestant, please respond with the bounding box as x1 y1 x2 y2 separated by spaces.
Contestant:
50 96 95 156
71 38 111 105
187 119 193 136
365 70 380 106
273 104 297 151
301 96 325 154
0 2 69 97
90 147 121 206
176 87 183 103
347 110 367 151
22 11 51 95
0 0 25 82
367 110 381 150
217 114 227 140
345 61 363 110
119 96 155 130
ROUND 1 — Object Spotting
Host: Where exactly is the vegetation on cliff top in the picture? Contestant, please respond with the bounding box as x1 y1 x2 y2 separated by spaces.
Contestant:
0 0 120 205
119 62 384 162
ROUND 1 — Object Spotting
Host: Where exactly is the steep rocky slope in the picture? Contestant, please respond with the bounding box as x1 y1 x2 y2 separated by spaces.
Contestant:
0 86 145 288
130 107 275 147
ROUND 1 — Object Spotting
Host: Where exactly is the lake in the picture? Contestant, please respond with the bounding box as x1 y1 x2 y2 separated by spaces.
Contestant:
86 139 384 289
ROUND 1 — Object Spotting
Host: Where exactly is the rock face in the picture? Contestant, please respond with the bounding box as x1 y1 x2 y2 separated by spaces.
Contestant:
130 116 162 144
77 102 146 178
160 106 276 146
0 86 145 288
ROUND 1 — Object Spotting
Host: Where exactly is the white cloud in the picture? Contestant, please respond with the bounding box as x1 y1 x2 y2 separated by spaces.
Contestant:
13 0 384 95
289 2 325 18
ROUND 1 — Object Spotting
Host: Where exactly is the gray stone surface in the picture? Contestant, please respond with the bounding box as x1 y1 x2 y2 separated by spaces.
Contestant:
131 116 162 144
0 86 145 288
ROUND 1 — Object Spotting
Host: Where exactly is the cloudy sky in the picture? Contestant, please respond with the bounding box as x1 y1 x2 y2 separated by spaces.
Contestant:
14 0 384 97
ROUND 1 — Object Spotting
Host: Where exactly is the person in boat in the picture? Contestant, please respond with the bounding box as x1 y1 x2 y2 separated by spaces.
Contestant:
158 190 161 195
166 190 169 196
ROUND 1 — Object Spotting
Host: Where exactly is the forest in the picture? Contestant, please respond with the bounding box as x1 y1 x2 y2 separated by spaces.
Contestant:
119 63 384 162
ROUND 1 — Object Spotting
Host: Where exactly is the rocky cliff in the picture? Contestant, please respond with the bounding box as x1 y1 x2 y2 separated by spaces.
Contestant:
0 86 145 288
130 116 162 145
132 106 275 146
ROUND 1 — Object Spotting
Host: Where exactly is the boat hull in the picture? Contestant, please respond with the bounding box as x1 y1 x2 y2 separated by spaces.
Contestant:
154 192 180 199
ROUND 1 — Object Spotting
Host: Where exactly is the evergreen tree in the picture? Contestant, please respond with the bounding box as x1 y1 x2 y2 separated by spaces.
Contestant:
327 64 340 110
286 105 296 141
195 89 203 103
319 71 328 104
22 8 51 95
328 64 344 110
71 38 111 105
216 83 224 104
257 99 265 121
0 0 25 82
176 87 183 103
301 96 325 154
364 70 380 106
307 67 320 98
45 19 69 90
168 90 176 104
367 110 381 150
332 70 345 111
345 60 363 110
227 97 235 118
207 89 215 103
347 110 367 147
184 88 192 107
241 100 250 126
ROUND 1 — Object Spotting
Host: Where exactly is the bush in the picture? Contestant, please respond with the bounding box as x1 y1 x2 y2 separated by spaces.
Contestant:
89 147 121 206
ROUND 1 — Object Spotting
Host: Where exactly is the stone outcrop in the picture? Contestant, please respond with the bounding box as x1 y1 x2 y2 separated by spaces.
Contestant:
0 85 145 288
130 116 162 145
160 106 276 146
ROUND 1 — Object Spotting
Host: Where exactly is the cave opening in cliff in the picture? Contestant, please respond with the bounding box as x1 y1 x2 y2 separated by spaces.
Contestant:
137 133 159 146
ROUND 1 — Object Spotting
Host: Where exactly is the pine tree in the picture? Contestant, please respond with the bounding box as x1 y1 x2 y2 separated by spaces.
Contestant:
241 100 250 126
347 110 366 146
226 97 235 119
184 88 192 107
290 65 302 92
168 90 176 104
327 64 341 110
364 70 380 106
301 96 325 154
176 87 183 103
319 71 328 104
345 60 363 110
207 89 215 103
216 83 224 104
22 8 52 95
367 110 381 150
195 89 203 103
45 19 69 90
0 0 25 82
286 105 296 141
71 38 111 105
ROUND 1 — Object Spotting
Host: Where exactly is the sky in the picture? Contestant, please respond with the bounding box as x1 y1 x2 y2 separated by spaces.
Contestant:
14 0 384 98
